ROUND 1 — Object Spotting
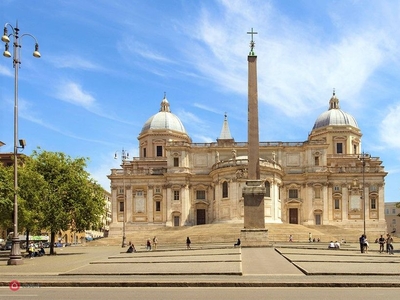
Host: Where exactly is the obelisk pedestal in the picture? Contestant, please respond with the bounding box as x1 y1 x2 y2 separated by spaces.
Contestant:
241 180 269 247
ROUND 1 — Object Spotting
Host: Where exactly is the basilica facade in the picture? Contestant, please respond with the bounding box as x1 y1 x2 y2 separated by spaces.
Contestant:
108 92 387 236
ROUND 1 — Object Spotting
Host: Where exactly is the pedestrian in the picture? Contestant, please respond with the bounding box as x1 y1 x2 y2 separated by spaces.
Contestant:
28 242 35 259
359 235 365 253
146 239 152 251
186 236 191 249
378 235 385 253
308 232 312 243
153 236 158 250
364 236 369 253
386 234 394 255
289 235 293 242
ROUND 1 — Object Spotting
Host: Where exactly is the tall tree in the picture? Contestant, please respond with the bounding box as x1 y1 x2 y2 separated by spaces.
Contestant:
0 164 13 232
30 149 105 255
17 156 48 248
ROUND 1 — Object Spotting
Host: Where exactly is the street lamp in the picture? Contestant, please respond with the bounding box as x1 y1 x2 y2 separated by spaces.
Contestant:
114 149 129 247
358 151 370 237
2 22 40 265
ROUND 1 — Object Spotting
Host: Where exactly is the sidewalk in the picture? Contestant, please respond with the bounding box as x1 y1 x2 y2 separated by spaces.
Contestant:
0 242 399 287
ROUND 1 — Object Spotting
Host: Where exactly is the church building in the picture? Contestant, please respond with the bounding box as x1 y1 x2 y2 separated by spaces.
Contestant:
108 91 387 236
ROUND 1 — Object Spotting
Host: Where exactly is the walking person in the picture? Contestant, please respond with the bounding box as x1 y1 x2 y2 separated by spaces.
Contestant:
363 236 369 253
378 235 385 253
386 234 394 255
153 236 158 250
186 236 191 249
146 239 152 251
359 234 365 253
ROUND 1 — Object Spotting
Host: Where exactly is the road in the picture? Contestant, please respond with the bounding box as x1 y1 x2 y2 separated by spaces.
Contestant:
0 287 398 300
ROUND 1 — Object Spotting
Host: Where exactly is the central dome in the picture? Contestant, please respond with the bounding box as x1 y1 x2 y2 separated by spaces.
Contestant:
141 96 187 134
312 91 358 130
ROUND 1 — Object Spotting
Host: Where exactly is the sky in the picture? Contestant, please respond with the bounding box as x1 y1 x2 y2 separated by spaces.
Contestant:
0 0 399 202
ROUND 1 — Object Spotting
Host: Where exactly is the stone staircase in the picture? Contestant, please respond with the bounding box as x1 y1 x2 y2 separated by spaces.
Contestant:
91 223 376 247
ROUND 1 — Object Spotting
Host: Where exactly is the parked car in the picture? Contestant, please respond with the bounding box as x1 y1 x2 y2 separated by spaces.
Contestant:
3 241 12 250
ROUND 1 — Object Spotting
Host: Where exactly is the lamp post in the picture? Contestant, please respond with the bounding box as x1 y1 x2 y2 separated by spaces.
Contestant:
115 149 129 247
2 22 40 265
358 151 369 237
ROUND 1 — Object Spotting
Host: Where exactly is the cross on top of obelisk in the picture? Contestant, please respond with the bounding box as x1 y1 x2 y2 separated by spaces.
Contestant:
247 27 258 56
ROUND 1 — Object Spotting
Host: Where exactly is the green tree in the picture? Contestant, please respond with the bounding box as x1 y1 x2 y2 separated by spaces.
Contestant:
0 164 13 232
30 149 105 255
17 156 48 248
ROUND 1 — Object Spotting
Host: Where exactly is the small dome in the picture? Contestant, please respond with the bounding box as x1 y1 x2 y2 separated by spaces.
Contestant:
141 96 187 134
312 91 358 130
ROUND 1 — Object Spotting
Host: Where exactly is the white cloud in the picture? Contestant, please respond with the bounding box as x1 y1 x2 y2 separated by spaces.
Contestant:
56 81 96 109
48 54 103 71
119 39 174 64
0 64 13 77
181 0 396 119
380 103 400 148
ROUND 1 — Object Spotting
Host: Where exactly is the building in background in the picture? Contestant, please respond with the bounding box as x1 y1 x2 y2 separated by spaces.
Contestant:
385 202 400 237
108 92 387 237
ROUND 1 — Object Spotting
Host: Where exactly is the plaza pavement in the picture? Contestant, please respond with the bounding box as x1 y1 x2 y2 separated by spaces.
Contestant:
0 242 399 288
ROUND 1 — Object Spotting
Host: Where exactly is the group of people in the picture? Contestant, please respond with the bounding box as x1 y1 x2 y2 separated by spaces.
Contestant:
126 236 159 253
146 236 158 251
377 234 394 254
126 236 193 253
328 241 341 249
27 242 45 258
360 233 394 254
359 234 370 253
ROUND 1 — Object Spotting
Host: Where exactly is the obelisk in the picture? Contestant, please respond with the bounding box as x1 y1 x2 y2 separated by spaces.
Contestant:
241 28 268 246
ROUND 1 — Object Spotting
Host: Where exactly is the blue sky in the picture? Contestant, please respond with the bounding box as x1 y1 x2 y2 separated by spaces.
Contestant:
1 0 399 202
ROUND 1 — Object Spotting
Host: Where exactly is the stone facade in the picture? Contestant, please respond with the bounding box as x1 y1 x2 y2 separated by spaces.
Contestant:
385 202 400 237
108 92 387 236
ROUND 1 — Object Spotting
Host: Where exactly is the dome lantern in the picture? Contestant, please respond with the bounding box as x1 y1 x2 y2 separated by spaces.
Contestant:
312 89 358 130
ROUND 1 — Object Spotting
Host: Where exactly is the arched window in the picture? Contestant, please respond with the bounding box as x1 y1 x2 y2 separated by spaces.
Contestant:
222 181 228 198
265 181 271 197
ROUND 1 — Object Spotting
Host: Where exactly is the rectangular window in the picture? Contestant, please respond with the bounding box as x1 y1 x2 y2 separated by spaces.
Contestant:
392 219 396 224
155 187 161 194
222 182 229 198
174 190 180 201
334 186 340 192
370 198 377 210
136 191 143 196
336 143 343 154
196 190 206 200
118 188 124 194
314 187 321 199
156 145 163 157
314 156 320 166
392 208 396 214
289 189 298 199
155 201 161 212
265 181 271 197
370 185 377 192
143 148 146 158
334 199 340 210
119 201 124 212
174 157 179 167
